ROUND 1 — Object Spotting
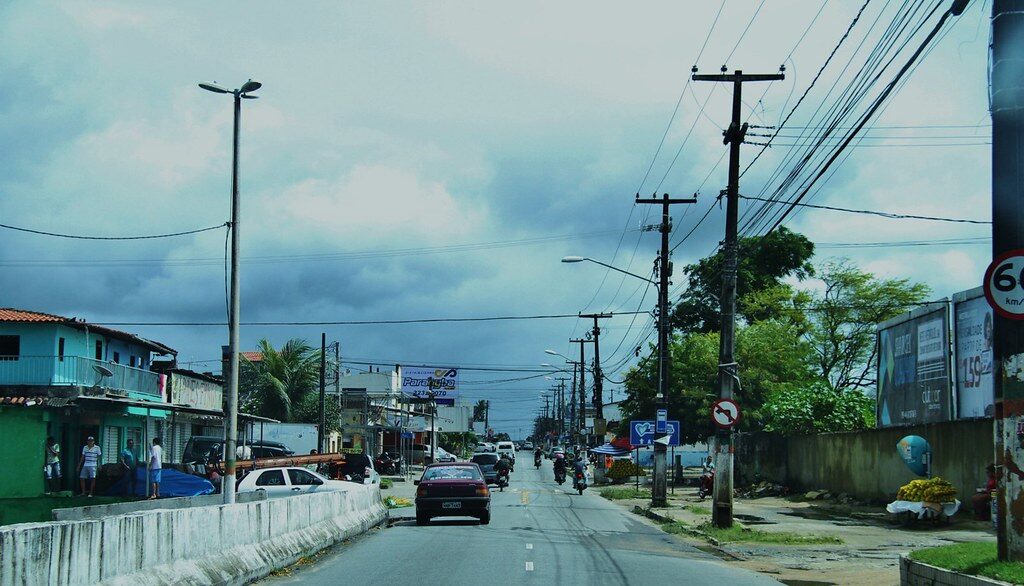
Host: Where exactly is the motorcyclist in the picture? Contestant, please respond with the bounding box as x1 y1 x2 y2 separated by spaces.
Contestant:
553 452 567 482
495 453 512 482
534 447 543 468
572 454 587 489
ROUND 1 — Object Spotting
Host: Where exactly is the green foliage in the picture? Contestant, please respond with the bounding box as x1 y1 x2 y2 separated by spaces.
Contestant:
532 416 558 442
671 227 815 334
694 522 842 545
763 383 876 436
379 478 393 490
240 338 329 424
599 487 651 500
291 391 343 432
911 542 1024 584
472 400 488 422
439 432 478 457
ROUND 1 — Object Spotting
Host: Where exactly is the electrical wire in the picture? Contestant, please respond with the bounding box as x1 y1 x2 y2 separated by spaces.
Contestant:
0 221 227 240
94 310 649 327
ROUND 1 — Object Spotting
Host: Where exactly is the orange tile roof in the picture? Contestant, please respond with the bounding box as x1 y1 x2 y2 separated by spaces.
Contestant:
0 309 67 323
241 351 264 362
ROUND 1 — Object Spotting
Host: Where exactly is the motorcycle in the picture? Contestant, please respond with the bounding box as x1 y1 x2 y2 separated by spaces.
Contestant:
534 455 542 469
698 470 715 500
554 467 566 485
374 453 399 476
575 471 588 495
497 468 510 492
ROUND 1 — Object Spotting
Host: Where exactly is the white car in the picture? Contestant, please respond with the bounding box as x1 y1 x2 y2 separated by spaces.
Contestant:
236 467 358 498
496 441 516 463
474 442 496 453
433 446 457 462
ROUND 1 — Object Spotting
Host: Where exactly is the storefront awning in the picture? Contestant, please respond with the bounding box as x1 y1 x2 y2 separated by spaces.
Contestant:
75 395 223 417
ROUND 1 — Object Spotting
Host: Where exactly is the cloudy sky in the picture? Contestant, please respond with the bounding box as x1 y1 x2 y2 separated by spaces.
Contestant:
0 1 992 436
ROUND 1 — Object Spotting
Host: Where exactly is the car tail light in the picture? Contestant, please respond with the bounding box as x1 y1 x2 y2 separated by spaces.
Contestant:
417 485 427 498
476 485 489 497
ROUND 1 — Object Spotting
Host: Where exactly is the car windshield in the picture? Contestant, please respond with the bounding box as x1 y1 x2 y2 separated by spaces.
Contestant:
471 454 498 465
422 466 481 480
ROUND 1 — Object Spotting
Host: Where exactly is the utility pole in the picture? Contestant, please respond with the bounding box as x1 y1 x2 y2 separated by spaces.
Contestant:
570 339 593 445
569 361 578 441
993 0 1024 562
484 400 490 437
636 193 697 508
693 68 784 526
579 313 612 435
319 332 326 453
544 394 551 421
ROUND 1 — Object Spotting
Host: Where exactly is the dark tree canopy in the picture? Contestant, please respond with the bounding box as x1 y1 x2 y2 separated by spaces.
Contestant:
671 227 815 334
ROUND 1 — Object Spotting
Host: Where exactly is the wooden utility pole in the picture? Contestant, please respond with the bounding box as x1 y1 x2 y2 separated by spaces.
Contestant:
579 313 612 436
693 69 783 527
318 332 326 453
636 194 696 508
570 338 593 444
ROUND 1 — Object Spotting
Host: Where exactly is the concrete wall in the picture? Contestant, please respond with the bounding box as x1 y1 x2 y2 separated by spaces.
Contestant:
735 419 993 502
52 492 267 522
0 485 386 586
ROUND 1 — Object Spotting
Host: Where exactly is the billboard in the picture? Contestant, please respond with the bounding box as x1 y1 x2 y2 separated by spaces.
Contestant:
400 366 459 403
954 288 995 418
877 303 951 427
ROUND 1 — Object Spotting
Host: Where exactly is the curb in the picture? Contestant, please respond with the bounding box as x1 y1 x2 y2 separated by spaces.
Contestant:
900 556 1014 586
630 505 725 549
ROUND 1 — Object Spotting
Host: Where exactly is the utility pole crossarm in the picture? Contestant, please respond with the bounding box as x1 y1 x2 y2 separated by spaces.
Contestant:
691 73 785 83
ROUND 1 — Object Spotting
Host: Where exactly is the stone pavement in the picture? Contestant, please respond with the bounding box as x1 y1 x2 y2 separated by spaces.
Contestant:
607 485 995 586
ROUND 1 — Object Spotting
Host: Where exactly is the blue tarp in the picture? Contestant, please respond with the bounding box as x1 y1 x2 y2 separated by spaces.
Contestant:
589 444 630 456
104 468 216 498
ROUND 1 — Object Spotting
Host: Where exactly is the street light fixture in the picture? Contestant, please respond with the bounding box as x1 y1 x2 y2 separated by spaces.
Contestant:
200 78 261 505
561 256 657 285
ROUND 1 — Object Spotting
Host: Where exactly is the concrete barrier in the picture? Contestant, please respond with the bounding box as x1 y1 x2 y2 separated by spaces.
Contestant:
52 492 267 522
900 556 1009 586
0 485 387 586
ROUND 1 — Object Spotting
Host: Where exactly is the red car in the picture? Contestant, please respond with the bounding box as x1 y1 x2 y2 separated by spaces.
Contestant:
414 462 491 525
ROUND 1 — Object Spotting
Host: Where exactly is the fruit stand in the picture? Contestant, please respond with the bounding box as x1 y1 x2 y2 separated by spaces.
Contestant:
886 477 961 523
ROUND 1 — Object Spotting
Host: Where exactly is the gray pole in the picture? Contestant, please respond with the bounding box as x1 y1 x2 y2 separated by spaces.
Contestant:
223 91 242 505
993 0 1024 561
693 68 783 528
319 333 326 453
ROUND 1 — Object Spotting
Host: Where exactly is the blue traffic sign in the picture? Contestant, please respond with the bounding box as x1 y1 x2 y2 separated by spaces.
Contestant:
629 420 680 446
656 409 668 433
401 431 414 439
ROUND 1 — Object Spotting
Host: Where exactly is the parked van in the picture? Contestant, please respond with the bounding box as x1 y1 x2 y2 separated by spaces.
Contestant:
496 441 516 463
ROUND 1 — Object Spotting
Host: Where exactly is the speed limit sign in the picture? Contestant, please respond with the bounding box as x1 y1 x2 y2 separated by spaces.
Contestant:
984 249 1024 319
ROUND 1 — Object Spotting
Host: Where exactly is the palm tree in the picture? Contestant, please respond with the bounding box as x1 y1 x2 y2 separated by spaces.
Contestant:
240 338 320 422
472 400 488 422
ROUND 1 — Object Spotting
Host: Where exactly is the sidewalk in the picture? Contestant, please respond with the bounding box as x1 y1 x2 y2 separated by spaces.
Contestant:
603 484 994 585
379 475 417 519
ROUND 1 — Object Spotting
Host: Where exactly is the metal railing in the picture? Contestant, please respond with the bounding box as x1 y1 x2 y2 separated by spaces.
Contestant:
0 355 161 395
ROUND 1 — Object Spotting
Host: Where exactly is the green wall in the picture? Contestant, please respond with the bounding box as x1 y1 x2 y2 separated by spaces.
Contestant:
0 408 45 497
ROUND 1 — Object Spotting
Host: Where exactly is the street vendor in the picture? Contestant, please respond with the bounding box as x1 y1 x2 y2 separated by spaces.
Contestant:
972 464 997 520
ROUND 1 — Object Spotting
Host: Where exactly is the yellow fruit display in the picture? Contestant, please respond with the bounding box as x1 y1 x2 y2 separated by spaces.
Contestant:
896 477 957 503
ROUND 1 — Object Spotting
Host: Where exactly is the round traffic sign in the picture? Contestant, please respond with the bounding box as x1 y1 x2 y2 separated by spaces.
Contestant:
984 249 1024 320
711 399 741 429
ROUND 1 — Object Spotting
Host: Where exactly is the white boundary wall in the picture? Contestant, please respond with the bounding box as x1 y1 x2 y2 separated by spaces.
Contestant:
0 485 386 586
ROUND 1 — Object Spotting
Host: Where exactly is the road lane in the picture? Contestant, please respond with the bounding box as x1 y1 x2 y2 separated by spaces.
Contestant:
262 458 779 586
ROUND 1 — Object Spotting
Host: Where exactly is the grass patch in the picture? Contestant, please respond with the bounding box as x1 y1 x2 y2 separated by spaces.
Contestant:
910 542 1024 584
0 495 136 526
379 478 393 490
688 505 711 516
599 487 652 500
660 520 690 534
698 523 842 545
383 496 412 509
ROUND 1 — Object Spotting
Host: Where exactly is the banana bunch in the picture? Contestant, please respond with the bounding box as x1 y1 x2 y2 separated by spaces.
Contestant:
896 477 957 503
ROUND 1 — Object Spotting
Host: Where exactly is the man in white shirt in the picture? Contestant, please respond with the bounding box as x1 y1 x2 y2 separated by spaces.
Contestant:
45 436 61 493
149 437 163 499
78 436 101 497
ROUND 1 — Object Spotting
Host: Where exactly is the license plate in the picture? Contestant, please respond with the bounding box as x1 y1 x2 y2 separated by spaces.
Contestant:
442 501 462 509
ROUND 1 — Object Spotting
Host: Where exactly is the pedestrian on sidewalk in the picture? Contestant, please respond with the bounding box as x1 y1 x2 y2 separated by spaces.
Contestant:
120 439 138 497
972 464 997 520
78 436 101 497
44 436 61 493
148 437 163 499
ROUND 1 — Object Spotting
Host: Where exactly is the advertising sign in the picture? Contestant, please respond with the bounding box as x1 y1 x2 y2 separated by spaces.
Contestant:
400 366 459 403
954 289 995 418
877 303 951 427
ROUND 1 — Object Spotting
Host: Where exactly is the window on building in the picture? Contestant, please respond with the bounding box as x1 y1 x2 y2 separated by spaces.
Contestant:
0 335 19 361
129 356 136 367
58 338 65 362
112 352 120 364
103 426 121 465
95 340 103 360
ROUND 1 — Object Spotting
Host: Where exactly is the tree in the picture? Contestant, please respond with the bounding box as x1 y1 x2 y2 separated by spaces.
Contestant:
620 320 817 445
240 338 321 422
763 383 876 436
671 227 815 334
803 261 929 392
532 416 558 442
472 400 488 422
291 391 344 433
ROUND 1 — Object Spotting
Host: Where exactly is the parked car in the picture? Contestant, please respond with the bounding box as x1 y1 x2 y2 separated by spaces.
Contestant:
236 467 356 498
412 444 456 464
522 441 534 450
434 446 457 463
414 463 490 525
496 441 516 464
474 442 496 454
470 453 500 485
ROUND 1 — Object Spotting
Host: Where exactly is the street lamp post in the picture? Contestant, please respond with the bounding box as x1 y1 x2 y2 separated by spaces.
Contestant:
562 255 670 508
200 79 261 505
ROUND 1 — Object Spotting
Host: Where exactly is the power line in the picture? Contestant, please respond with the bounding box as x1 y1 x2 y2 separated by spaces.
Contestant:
817 236 988 248
738 194 989 224
94 310 648 327
0 221 227 241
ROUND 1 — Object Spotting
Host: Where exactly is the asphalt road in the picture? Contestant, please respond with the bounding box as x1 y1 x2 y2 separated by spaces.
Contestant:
262 459 780 586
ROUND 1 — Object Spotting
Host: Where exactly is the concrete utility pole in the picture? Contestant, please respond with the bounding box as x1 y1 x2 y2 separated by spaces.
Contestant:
693 69 783 526
319 333 326 453
570 339 593 444
569 361 578 440
636 193 696 508
993 0 1024 561
579 313 612 434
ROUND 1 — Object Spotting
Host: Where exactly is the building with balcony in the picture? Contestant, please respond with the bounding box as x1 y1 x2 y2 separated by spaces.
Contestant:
0 309 225 498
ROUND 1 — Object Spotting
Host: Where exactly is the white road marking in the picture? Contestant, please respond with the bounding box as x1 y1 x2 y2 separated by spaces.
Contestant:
526 543 533 550
525 562 534 571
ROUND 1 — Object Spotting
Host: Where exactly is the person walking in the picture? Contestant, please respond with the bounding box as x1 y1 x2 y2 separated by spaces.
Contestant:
44 436 61 493
120 439 138 497
148 437 163 499
78 436 101 497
